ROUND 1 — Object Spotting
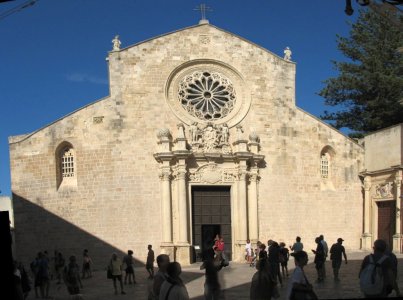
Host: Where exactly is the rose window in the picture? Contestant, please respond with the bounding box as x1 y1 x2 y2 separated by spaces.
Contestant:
178 71 236 120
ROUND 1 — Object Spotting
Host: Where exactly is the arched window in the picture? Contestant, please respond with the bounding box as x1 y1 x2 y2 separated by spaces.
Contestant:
56 142 77 189
61 147 75 178
320 146 336 190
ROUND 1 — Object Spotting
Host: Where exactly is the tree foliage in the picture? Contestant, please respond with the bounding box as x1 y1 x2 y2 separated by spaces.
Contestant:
319 9 403 137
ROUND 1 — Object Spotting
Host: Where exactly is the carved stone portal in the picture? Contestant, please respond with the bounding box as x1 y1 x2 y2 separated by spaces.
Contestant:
189 122 232 154
374 182 394 199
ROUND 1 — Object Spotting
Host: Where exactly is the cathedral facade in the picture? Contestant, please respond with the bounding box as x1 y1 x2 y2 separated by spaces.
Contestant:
10 23 367 265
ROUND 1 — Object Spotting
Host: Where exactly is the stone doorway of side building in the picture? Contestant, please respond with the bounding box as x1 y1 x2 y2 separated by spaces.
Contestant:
191 186 232 263
377 200 395 248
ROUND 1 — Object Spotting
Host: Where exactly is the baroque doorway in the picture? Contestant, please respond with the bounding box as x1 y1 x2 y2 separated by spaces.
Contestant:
191 186 232 262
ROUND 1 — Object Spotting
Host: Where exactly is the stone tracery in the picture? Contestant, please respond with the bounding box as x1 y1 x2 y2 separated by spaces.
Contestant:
178 71 236 121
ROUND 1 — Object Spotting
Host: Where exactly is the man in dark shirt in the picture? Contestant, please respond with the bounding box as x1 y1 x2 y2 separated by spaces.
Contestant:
359 239 399 298
268 241 282 286
329 238 347 281
312 237 325 282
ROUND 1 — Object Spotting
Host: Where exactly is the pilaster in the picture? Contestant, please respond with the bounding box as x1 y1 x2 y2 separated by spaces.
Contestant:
362 175 372 250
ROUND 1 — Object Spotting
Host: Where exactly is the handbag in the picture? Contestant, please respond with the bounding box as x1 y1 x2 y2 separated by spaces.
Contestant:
290 270 318 300
107 262 113 279
107 268 112 279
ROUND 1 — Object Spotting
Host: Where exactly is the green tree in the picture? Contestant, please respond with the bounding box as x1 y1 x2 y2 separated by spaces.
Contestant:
319 9 403 137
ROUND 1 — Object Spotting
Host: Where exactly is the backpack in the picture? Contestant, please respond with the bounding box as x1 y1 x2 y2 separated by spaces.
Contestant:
359 254 388 296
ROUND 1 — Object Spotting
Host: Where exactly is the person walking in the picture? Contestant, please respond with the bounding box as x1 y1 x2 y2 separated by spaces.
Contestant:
55 252 65 284
359 239 399 298
37 252 51 299
108 253 126 295
250 258 275 300
319 235 328 278
268 241 282 287
82 249 92 279
385 246 401 297
123 250 136 284
290 236 303 253
202 259 221 300
245 239 253 263
329 238 347 281
63 255 82 296
146 245 155 279
151 254 170 300
279 242 290 278
312 237 325 282
286 251 317 300
159 262 189 300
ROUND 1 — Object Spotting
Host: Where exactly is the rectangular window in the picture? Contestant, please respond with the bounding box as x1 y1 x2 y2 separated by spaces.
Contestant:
62 150 74 178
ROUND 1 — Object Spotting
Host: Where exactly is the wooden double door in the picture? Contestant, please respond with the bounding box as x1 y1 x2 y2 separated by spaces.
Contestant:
191 186 232 262
377 200 395 248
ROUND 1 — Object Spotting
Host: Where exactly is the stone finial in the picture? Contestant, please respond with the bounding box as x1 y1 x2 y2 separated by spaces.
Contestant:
157 128 171 141
249 131 260 143
284 47 292 61
112 35 121 51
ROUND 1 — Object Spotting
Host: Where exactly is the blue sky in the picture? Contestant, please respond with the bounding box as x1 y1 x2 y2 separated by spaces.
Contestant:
0 0 360 196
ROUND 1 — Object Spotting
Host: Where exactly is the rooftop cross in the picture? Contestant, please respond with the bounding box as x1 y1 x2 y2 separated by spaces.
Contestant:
194 3 212 24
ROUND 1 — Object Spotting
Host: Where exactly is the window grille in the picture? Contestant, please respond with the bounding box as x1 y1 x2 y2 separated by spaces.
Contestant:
320 154 329 179
61 148 75 178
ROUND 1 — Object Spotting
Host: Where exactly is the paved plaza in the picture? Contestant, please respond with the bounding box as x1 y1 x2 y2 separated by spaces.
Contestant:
26 251 403 300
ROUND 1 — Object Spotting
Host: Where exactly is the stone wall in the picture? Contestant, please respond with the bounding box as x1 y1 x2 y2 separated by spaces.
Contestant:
364 124 402 172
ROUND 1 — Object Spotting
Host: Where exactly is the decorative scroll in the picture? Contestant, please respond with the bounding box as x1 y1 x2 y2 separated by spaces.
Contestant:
189 164 237 183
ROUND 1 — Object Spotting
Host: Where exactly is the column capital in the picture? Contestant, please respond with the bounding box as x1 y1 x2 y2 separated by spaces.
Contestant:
159 167 172 181
395 170 402 187
363 176 372 191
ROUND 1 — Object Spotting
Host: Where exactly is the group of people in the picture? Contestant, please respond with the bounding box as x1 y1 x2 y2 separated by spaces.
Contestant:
248 235 401 299
12 236 403 299
25 249 92 299
147 234 229 300
106 244 155 295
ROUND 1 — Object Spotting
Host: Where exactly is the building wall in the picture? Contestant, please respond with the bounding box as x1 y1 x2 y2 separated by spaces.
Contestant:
364 124 403 172
9 23 364 265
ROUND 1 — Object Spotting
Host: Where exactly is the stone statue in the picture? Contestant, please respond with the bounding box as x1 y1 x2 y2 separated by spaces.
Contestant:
204 124 217 151
236 125 244 141
221 123 229 143
284 47 292 61
112 35 121 51
190 122 199 143
177 123 185 139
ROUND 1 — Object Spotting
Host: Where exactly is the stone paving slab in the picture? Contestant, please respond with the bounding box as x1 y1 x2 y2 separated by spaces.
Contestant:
26 251 403 300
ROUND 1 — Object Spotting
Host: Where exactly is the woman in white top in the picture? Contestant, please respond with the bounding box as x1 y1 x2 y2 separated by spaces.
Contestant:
286 251 317 300
245 239 252 263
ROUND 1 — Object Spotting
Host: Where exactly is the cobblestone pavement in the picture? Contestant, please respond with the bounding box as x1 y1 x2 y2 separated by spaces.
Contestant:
26 251 403 300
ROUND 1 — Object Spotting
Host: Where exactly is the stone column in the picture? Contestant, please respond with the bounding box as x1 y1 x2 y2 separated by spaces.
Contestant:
248 168 259 243
159 164 173 245
172 152 191 264
238 162 248 243
393 170 402 253
177 162 188 244
362 175 372 250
